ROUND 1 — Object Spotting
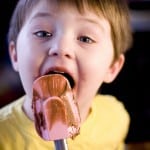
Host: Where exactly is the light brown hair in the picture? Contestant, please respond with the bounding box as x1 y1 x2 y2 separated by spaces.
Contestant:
8 0 132 60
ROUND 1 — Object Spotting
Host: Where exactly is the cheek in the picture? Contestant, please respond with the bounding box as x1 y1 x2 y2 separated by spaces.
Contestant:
77 48 114 93
17 52 37 96
16 46 46 97
17 47 38 73
17 37 45 77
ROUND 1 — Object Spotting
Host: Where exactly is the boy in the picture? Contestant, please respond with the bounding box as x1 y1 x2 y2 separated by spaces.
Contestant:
0 0 132 149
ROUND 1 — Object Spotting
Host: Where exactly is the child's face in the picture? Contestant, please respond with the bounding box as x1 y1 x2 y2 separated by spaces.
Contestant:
9 1 124 120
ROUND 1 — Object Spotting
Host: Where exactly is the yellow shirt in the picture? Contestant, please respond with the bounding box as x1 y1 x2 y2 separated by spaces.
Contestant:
0 95 130 150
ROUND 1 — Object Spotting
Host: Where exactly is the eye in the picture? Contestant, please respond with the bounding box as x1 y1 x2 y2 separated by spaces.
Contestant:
34 31 52 38
78 36 95 44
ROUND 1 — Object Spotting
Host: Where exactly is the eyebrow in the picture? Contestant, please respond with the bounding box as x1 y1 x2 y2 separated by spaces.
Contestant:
78 17 107 33
30 12 53 22
30 12 108 33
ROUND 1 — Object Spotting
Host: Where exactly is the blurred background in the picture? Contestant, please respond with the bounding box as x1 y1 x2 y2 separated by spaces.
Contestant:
101 0 150 144
0 0 150 145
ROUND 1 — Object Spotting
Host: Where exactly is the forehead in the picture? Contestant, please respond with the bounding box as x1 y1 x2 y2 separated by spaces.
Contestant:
26 0 109 27
25 0 105 18
23 0 111 41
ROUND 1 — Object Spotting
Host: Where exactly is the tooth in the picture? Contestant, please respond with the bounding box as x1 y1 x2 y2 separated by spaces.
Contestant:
54 71 64 74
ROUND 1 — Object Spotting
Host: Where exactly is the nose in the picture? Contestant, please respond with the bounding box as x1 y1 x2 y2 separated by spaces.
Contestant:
48 35 74 59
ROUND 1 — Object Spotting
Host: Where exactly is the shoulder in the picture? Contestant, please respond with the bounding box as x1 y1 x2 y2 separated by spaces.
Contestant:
94 94 130 122
94 94 129 117
0 96 24 120
93 94 130 137
0 96 25 147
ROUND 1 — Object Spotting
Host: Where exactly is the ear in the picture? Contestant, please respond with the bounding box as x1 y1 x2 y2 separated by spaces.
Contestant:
104 54 125 83
9 41 19 72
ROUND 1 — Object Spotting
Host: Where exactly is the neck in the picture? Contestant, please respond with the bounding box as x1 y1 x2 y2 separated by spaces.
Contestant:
22 95 34 121
78 101 92 123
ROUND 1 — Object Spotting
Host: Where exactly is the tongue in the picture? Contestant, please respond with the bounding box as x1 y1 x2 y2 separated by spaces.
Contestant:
32 74 81 141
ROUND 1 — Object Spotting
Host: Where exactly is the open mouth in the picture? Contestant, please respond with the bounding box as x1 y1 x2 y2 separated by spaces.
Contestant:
45 71 75 89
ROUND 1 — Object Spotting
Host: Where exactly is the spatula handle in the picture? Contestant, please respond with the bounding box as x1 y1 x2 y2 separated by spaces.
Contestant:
54 139 68 150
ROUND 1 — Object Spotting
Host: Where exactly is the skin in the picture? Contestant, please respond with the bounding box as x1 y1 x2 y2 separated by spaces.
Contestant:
9 1 124 123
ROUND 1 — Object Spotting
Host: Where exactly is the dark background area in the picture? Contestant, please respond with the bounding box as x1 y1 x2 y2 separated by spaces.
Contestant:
101 0 150 143
0 0 24 108
0 0 150 144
